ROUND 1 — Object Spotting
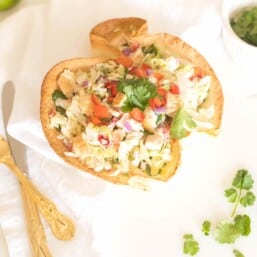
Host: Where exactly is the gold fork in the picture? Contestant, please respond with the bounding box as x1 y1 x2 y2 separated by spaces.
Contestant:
0 136 75 255
21 185 52 257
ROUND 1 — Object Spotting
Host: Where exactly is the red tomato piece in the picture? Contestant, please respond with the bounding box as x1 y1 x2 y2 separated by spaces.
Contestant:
116 55 133 68
130 108 145 122
170 84 180 95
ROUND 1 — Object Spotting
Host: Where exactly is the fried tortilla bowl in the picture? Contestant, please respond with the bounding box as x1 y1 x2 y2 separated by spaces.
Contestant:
40 57 181 186
91 32 224 134
90 17 148 58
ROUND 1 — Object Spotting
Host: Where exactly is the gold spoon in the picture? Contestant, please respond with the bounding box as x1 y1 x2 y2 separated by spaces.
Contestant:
0 136 75 242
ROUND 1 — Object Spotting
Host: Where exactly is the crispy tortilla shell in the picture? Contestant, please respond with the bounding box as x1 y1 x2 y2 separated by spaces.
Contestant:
90 17 148 58
40 57 181 185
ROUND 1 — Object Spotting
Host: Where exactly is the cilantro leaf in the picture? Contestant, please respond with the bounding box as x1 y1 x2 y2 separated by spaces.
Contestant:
227 169 255 217
52 89 67 102
233 249 245 257
225 188 238 203
214 221 241 244
202 220 211 236
240 191 256 207
183 234 200 256
55 106 66 115
142 44 159 57
214 215 251 244
171 108 197 139
117 78 158 112
156 113 166 126
232 169 254 190
234 215 251 236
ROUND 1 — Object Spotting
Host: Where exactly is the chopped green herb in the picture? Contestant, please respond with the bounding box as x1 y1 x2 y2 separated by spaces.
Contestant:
112 157 119 163
142 44 159 56
230 6 257 46
143 130 154 136
156 113 166 126
55 124 61 132
233 249 245 257
183 234 199 256
117 78 158 112
202 220 211 236
55 106 66 115
145 164 151 176
52 89 67 102
170 108 197 139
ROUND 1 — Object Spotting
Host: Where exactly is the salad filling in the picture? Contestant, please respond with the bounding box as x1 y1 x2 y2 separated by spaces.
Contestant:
48 43 213 177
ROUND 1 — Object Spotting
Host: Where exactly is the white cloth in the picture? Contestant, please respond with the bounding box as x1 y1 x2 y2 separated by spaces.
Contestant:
0 1 257 257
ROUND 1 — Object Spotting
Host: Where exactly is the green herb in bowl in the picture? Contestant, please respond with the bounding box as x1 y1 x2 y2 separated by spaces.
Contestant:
230 6 257 47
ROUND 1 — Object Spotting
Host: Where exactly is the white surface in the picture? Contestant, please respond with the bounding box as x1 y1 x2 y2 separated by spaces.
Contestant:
0 0 257 257
0 225 9 257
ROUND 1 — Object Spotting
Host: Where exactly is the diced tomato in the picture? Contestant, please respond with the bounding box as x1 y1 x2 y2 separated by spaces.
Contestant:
141 63 151 71
130 42 139 52
107 95 113 103
170 84 180 95
98 134 110 146
93 104 110 119
157 88 167 97
194 67 204 78
129 63 152 78
116 55 133 68
91 115 102 125
130 108 145 122
149 96 165 109
135 67 147 78
189 67 205 81
91 94 101 105
105 81 118 97
149 88 167 109
154 72 164 81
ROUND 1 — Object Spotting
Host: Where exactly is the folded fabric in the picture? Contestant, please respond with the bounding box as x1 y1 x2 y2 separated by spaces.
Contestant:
1 1 257 257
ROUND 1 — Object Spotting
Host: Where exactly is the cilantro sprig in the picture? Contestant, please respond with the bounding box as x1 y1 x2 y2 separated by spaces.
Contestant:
183 234 199 256
170 108 197 139
214 169 254 245
182 169 255 257
225 169 255 217
117 78 158 112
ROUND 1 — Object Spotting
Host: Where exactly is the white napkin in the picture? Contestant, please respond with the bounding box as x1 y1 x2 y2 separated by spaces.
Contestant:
1 1 257 257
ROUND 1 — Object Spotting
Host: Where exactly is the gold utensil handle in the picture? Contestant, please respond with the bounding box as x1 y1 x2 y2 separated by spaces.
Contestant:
21 185 52 257
28 181 75 241
5 159 75 240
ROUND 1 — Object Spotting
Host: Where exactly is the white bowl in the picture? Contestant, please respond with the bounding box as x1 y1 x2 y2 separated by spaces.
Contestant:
222 0 257 67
